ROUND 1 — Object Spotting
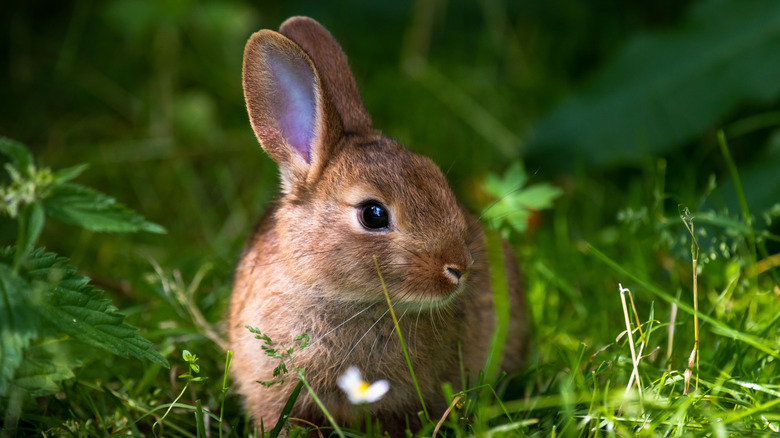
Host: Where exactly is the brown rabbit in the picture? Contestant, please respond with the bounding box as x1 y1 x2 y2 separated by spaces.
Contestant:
228 16 527 435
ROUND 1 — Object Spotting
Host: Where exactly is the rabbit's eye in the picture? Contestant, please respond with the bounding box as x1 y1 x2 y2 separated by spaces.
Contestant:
358 201 390 230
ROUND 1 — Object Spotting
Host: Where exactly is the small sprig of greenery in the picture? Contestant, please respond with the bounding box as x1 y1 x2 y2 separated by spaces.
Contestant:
483 161 562 239
245 325 309 387
245 326 347 437
153 349 207 434
0 138 168 428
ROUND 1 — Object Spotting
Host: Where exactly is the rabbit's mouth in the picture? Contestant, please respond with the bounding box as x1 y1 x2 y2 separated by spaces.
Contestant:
383 272 469 311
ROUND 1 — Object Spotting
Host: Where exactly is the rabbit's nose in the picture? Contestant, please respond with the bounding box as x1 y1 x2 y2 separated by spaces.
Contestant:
444 264 466 286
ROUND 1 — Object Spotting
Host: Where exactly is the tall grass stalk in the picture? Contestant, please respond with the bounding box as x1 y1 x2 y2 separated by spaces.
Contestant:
618 284 643 400
296 371 346 438
484 230 511 380
373 255 430 422
588 245 779 357
680 210 700 393
218 350 232 438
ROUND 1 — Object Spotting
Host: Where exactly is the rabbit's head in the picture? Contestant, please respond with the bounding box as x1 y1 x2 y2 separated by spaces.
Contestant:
243 17 475 309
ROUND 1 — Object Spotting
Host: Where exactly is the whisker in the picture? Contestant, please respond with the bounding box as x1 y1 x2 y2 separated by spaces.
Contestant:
316 301 377 342
340 308 390 367
380 309 408 360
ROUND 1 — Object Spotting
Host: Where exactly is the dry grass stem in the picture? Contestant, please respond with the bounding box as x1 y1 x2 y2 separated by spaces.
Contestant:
681 209 700 392
432 395 463 438
619 284 643 399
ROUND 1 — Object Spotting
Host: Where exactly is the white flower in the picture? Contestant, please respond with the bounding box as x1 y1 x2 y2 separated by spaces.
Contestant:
337 366 389 404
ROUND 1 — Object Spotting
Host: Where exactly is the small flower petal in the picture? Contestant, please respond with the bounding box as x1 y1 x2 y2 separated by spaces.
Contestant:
363 379 389 402
337 366 389 404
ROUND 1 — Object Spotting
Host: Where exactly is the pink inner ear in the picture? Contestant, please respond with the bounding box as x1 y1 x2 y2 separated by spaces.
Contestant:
268 51 316 162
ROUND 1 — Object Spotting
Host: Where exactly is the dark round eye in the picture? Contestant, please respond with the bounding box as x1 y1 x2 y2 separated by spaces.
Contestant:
358 201 390 230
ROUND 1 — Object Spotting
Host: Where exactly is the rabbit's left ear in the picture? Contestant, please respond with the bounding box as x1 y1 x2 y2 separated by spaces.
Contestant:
280 16 374 134
242 30 341 192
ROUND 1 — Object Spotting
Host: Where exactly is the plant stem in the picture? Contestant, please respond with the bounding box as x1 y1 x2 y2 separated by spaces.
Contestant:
219 350 232 438
297 371 346 438
373 255 430 422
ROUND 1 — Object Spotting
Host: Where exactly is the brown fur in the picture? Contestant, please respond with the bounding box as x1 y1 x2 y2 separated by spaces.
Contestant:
229 16 527 435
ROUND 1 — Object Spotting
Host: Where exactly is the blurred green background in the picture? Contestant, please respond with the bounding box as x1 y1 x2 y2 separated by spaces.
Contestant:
2 0 780 433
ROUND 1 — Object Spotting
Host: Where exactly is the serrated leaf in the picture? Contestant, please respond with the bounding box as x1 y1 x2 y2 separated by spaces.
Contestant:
528 0 780 169
10 341 90 398
0 137 34 176
0 263 39 398
4 248 169 368
42 183 165 234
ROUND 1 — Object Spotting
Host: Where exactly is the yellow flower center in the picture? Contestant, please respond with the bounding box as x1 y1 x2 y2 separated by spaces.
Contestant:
357 381 370 394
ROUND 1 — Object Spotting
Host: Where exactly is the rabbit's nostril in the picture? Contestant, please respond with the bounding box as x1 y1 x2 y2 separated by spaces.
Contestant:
444 265 464 284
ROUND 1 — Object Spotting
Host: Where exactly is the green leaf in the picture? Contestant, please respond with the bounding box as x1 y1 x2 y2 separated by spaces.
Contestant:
510 185 563 210
0 263 38 398
0 137 34 176
294 333 309 350
528 0 780 169
50 163 89 184
10 341 90 398
269 379 304 438
13 202 45 273
483 162 562 236
2 248 169 368
484 162 527 197
42 183 165 234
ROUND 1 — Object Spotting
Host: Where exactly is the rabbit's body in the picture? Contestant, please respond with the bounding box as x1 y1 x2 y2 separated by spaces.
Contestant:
228 16 526 434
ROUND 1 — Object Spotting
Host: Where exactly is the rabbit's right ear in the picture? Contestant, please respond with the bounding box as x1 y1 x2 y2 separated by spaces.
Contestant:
242 30 340 193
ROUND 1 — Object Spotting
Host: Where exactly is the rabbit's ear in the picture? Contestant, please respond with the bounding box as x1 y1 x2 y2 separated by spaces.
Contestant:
242 30 340 192
279 17 373 134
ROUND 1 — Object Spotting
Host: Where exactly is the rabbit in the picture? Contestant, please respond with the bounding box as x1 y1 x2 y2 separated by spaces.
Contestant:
228 16 527 435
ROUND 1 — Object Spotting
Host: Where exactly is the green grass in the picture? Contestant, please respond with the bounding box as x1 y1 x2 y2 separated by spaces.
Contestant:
4 127 779 437
3 0 780 436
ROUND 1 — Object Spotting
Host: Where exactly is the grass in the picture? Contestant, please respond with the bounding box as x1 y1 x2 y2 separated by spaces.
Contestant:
3 1 780 437
4 125 779 437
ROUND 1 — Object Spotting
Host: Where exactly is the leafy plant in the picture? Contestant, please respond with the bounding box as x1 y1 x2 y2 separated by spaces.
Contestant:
0 138 168 425
482 161 562 239
244 326 342 437
244 326 309 388
152 349 207 435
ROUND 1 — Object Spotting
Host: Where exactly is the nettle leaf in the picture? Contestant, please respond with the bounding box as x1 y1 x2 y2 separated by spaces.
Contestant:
27 250 169 367
11 341 90 398
1 248 169 370
483 162 562 237
0 263 39 398
43 183 165 234
0 137 34 175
